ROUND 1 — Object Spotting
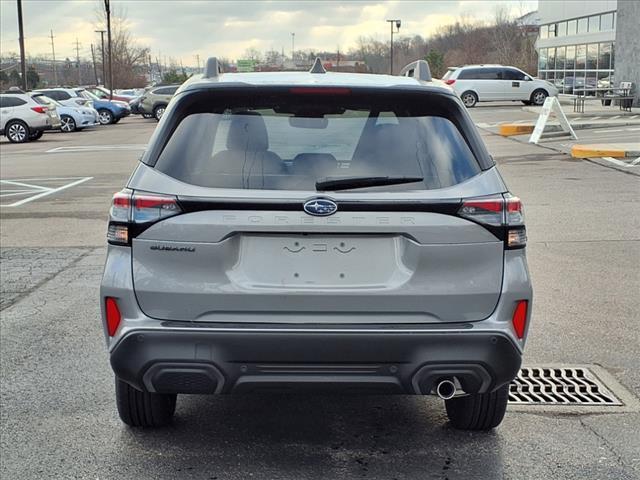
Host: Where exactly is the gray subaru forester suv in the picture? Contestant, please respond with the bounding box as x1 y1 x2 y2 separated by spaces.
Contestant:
101 58 532 430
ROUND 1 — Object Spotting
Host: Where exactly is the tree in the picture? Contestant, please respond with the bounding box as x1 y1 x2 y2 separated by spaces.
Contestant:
9 69 21 86
0 70 9 90
425 49 445 78
242 48 262 62
95 6 150 88
26 66 40 89
162 69 189 84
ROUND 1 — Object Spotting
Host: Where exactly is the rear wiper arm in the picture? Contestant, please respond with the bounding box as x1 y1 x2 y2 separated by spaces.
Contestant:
315 176 424 191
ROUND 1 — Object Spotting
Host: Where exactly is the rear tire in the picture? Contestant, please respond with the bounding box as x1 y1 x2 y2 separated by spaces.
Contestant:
445 384 509 430
115 378 177 427
5 120 29 143
461 91 478 108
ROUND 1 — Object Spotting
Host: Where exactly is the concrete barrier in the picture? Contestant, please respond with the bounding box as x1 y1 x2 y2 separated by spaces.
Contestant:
571 143 640 158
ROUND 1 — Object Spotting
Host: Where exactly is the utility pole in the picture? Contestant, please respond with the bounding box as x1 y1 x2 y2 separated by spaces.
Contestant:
291 32 295 63
16 0 27 90
104 0 113 98
95 30 106 86
337 46 340 71
50 30 58 85
91 44 99 84
195 54 200 73
386 19 401 75
74 38 81 85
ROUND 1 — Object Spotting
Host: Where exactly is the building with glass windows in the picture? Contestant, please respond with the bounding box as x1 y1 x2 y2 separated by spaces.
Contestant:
535 0 639 106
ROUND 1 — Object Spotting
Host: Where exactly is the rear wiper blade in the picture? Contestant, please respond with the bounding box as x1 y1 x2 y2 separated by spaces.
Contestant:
315 176 424 191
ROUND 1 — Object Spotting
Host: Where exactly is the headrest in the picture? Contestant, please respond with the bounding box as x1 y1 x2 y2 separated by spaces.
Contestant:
292 153 338 174
226 111 269 151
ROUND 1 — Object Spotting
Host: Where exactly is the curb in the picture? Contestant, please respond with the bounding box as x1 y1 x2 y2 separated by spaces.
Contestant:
498 121 640 137
571 145 640 158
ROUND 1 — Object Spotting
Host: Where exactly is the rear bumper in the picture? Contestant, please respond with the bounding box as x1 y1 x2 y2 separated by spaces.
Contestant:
111 327 521 395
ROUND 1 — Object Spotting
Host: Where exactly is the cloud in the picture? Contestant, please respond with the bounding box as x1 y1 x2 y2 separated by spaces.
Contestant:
0 0 537 63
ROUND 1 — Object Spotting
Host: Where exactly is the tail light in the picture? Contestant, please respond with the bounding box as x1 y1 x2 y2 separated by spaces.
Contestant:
31 106 47 114
458 194 526 248
511 300 528 339
107 189 182 245
444 79 456 85
105 297 122 336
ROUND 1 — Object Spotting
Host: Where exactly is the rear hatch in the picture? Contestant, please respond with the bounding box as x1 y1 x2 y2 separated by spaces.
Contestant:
122 87 508 324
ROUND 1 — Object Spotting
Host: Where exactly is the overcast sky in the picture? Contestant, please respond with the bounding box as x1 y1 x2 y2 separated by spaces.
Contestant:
0 0 537 65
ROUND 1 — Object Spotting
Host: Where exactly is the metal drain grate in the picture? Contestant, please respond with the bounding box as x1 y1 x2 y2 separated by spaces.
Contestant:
509 367 622 405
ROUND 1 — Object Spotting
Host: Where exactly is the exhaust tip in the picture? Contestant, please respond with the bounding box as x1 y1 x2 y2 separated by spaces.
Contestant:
436 379 456 400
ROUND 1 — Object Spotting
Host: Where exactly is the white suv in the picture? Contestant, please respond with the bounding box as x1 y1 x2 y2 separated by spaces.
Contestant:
0 93 61 143
443 65 558 108
33 88 93 109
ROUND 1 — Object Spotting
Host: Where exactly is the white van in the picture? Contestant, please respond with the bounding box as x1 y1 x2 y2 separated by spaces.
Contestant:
443 65 558 107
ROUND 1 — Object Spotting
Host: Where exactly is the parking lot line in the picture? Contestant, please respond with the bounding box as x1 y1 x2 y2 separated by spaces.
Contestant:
0 177 93 207
0 180 52 191
46 145 147 153
601 157 639 168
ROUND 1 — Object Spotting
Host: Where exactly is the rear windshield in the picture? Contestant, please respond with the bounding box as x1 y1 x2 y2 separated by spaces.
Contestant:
154 91 481 192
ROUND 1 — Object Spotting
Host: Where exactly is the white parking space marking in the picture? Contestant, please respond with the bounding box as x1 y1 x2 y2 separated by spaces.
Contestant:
46 144 146 153
0 176 93 207
593 128 624 134
601 157 639 168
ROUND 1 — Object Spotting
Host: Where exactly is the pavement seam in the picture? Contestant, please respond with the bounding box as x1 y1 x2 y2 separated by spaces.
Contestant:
0 247 95 312
578 417 626 467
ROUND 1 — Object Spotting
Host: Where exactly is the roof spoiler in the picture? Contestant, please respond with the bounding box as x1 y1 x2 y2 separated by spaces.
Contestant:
398 60 432 82
203 57 222 78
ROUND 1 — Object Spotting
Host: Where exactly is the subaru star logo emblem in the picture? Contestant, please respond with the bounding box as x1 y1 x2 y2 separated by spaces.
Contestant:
303 198 337 216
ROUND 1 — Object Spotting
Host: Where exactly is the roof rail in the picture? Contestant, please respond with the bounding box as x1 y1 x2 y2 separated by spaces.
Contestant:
309 57 326 74
203 57 222 78
398 60 432 82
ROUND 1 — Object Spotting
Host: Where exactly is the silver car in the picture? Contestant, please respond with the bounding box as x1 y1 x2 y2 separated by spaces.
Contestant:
101 58 532 430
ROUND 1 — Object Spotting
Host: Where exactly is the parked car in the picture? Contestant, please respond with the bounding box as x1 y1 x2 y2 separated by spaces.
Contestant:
101 58 532 431
442 65 558 107
31 93 99 132
79 90 131 125
0 93 61 142
32 88 93 109
116 88 145 98
84 86 136 103
138 84 180 120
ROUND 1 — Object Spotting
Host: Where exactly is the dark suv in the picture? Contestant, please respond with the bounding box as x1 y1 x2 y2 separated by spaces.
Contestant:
101 58 532 431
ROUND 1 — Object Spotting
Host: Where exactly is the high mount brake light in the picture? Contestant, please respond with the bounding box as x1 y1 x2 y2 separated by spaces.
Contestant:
458 194 526 248
289 87 351 95
107 189 182 245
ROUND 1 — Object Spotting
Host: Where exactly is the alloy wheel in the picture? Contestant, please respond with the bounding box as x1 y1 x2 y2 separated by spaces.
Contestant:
155 107 165 120
61 116 75 132
533 91 547 105
99 111 112 125
462 93 477 108
8 123 27 142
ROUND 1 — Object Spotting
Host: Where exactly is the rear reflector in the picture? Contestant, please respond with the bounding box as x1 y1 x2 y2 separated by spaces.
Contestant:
289 87 351 95
105 297 122 336
31 106 47 114
512 300 528 339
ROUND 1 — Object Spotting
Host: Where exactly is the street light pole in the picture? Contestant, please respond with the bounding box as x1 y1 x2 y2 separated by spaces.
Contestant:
386 19 401 75
291 32 295 63
16 0 27 90
104 0 113 99
95 30 106 85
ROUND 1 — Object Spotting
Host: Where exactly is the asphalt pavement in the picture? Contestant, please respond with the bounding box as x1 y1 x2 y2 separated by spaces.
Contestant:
1 111 639 479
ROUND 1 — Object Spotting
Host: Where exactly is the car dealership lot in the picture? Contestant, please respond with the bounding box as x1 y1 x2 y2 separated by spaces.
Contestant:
1 112 639 479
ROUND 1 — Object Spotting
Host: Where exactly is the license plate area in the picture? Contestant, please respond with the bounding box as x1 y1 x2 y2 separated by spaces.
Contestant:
229 234 411 289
